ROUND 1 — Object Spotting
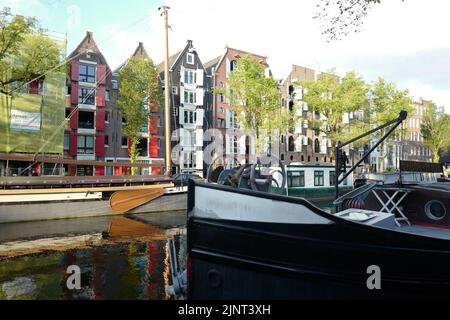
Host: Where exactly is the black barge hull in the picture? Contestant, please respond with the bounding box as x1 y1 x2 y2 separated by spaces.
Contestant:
187 181 450 299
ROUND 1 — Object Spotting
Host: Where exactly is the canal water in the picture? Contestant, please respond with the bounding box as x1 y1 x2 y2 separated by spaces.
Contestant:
0 201 332 300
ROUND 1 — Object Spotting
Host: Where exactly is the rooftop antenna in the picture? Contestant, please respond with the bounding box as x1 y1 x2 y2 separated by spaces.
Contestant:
159 6 171 176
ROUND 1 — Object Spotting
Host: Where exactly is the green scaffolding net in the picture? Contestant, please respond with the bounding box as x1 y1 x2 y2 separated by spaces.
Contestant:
0 33 67 155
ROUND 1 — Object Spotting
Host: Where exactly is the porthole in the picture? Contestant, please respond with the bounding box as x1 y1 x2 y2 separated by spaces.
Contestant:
425 200 447 221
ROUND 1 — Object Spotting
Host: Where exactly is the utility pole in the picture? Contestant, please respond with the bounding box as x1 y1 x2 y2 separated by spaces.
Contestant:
160 6 171 176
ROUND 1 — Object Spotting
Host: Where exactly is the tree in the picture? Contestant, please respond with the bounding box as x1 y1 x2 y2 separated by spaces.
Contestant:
117 57 161 175
369 77 413 171
300 70 369 152
314 0 382 41
421 104 450 163
221 54 283 155
0 7 61 96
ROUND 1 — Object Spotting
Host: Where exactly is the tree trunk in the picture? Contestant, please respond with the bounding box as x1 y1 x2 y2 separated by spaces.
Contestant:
130 139 140 176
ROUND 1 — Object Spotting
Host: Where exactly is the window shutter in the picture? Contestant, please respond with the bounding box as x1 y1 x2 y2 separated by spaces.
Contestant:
71 83 78 105
196 69 204 86
295 137 302 152
179 128 185 146
225 135 231 156
97 65 106 84
196 150 203 171
95 135 105 157
96 87 105 107
180 66 185 84
149 137 159 157
195 129 203 147
180 86 185 105
225 110 231 129
96 109 105 131
196 109 204 126
226 58 231 78
69 132 77 156
196 88 204 106
70 109 78 130
238 137 245 155
179 107 185 125
149 116 158 134
71 60 79 81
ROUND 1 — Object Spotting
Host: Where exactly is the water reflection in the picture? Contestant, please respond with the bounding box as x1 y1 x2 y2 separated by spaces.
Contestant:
0 200 331 300
0 214 187 300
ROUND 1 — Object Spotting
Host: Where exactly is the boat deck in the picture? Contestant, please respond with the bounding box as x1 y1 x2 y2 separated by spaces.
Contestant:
398 225 450 240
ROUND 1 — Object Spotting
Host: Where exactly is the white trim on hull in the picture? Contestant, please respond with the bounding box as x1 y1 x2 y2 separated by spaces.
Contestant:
192 186 332 225
0 193 187 224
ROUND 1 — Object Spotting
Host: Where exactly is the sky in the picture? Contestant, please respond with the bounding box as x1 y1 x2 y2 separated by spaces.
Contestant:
2 0 449 112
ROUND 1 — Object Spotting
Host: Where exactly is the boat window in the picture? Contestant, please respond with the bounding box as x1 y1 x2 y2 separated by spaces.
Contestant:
330 171 335 186
314 171 324 186
425 200 447 221
287 171 305 188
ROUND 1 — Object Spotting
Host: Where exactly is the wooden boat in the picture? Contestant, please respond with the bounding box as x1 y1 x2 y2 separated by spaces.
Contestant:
0 183 187 224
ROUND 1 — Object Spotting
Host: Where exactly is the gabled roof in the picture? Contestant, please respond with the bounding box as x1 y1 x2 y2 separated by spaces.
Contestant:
115 42 151 73
204 56 221 70
156 50 182 73
210 46 269 75
68 31 111 72
156 39 205 74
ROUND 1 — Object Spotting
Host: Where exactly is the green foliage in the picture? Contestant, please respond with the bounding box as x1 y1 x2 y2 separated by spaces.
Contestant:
220 54 283 153
0 7 61 96
369 77 413 125
369 77 413 171
117 57 161 171
421 104 450 163
300 70 369 149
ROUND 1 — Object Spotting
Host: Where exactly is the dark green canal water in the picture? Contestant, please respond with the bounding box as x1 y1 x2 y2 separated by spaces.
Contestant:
0 201 332 300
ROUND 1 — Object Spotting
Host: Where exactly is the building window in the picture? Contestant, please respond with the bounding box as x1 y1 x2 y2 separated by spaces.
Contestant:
288 136 295 152
184 90 196 104
281 135 285 144
314 171 324 186
79 64 96 83
233 136 238 155
157 117 162 127
289 101 294 112
230 60 237 72
137 138 148 156
64 134 70 151
172 86 178 95
330 171 336 186
105 90 110 102
314 139 320 153
121 137 128 148
288 171 305 188
78 111 95 129
105 111 110 123
77 136 94 154
186 53 194 65
104 135 109 146
184 69 196 84
184 110 196 124
78 87 95 105
111 80 118 90
281 154 285 161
